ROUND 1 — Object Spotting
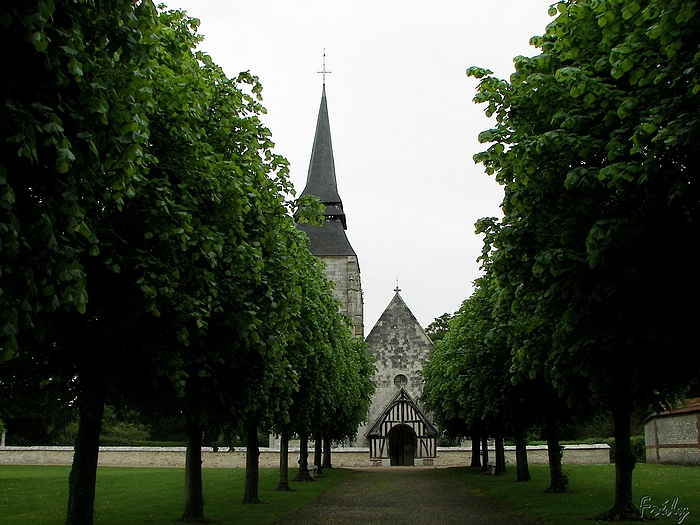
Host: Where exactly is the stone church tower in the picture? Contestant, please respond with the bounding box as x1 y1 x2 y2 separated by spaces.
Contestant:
296 84 363 338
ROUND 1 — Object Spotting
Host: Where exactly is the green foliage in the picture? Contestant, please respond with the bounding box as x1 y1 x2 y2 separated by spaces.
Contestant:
0 2 370 519
278 252 375 444
16 406 155 446
420 309 474 439
97 407 150 446
470 0 700 411
605 436 647 462
422 276 560 443
561 410 646 442
424 312 453 343
123 8 311 445
0 0 160 359
422 277 508 437
294 194 326 226
469 0 700 516
0 353 78 445
566 414 615 441
630 435 646 462
436 432 463 447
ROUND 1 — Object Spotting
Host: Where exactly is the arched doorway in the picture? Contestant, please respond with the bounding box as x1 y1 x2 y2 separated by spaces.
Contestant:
388 425 416 466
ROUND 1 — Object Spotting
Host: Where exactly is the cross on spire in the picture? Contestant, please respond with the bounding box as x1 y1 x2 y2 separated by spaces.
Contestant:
317 48 332 85
395 277 401 293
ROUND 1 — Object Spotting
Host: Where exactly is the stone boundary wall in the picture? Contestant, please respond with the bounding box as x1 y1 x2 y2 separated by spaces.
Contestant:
436 444 611 466
0 444 609 468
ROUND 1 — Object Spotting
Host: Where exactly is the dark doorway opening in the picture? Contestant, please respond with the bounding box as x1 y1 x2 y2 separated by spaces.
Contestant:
389 425 416 466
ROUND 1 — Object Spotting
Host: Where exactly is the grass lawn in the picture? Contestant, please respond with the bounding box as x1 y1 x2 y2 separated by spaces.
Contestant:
0 465 351 524
449 463 699 525
3 463 698 524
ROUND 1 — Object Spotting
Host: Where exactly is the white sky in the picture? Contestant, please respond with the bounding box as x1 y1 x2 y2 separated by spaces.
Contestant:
165 0 555 333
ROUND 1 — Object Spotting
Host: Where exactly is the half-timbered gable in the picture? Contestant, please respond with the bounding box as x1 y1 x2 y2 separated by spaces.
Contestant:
365 388 437 465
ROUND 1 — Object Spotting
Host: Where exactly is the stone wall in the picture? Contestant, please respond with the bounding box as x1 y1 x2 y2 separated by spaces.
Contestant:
0 444 610 468
645 413 700 466
0 446 369 469
435 444 610 466
321 255 363 338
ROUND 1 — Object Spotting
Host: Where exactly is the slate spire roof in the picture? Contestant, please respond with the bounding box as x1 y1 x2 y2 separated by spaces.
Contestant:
300 85 341 208
297 85 356 256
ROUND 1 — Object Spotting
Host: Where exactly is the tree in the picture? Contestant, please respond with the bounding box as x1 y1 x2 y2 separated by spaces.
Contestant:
422 275 572 484
0 351 77 445
271 256 374 487
469 0 700 519
135 8 303 514
422 278 514 475
424 313 453 343
1 3 311 523
420 333 473 447
0 0 157 361
137 9 332 513
1 3 161 524
320 326 375 461
478 221 580 489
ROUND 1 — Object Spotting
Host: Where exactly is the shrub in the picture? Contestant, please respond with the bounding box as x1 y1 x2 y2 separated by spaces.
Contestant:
631 435 646 461
437 433 463 447
605 436 646 462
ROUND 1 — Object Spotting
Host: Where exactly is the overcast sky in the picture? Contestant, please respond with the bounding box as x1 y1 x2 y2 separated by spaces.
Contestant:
165 0 555 333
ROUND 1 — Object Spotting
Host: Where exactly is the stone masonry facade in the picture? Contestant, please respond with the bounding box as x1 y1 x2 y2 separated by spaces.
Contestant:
356 292 434 447
322 255 363 338
645 410 700 466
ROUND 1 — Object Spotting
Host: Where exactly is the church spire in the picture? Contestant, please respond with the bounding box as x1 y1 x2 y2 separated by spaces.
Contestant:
296 59 363 338
297 69 356 257
300 85 343 216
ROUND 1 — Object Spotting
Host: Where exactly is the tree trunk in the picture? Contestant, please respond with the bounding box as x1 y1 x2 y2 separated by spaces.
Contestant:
65 389 105 525
470 433 481 468
480 434 489 473
293 431 313 482
494 429 506 475
322 436 333 469
514 426 531 482
242 422 261 504
181 419 205 522
275 430 291 491
545 414 569 493
595 395 642 521
313 432 323 476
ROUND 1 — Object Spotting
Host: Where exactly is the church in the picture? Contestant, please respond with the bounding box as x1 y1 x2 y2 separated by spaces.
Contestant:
297 82 437 466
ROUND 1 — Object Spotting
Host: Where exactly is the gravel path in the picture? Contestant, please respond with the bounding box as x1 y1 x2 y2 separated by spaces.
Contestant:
274 467 542 525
